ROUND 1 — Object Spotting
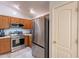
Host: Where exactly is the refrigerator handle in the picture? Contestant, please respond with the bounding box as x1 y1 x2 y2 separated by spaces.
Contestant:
32 20 35 42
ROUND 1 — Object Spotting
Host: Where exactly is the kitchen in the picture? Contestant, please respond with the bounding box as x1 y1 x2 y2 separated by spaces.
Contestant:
0 1 49 58
0 15 33 57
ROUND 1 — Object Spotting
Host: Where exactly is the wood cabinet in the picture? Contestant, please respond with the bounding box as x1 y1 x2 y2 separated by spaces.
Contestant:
10 17 32 29
10 17 20 24
0 15 32 29
19 19 24 24
24 36 32 47
27 20 32 29
0 16 3 29
24 36 29 46
23 19 32 29
0 38 11 54
29 36 32 47
0 16 10 29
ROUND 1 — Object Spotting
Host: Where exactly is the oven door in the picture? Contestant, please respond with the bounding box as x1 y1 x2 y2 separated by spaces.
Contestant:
19 38 24 45
12 38 24 47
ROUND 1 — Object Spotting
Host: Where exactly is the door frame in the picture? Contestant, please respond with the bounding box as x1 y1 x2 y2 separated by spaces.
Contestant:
77 2 79 57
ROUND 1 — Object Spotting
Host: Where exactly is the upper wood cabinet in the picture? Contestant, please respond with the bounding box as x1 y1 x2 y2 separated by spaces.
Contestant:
23 19 32 29
18 18 24 24
0 16 10 29
0 16 3 29
10 17 20 24
0 15 32 29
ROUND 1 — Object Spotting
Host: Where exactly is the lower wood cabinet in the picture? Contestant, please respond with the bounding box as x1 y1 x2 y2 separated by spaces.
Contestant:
24 36 32 47
29 36 32 47
24 36 29 46
0 38 11 54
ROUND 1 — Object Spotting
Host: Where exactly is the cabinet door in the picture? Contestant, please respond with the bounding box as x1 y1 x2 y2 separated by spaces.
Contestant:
23 19 28 29
10 17 20 24
24 36 29 46
15 18 20 23
27 20 32 29
0 38 11 54
29 36 32 47
2 16 10 29
0 16 3 29
52 2 77 57
19 19 24 24
23 19 32 29
24 36 32 47
0 16 10 29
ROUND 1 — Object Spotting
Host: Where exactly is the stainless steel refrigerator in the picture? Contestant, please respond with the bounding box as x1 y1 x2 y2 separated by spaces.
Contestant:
32 15 49 58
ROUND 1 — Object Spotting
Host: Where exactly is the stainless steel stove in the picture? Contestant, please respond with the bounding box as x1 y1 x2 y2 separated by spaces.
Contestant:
10 33 25 52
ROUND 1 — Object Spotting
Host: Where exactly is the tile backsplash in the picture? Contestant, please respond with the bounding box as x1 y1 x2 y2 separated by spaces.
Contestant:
4 28 31 35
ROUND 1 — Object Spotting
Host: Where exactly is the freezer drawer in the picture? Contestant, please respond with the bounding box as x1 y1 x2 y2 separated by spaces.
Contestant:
32 43 45 58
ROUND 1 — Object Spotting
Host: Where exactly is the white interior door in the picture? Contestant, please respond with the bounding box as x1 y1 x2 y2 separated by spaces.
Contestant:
52 2 77 58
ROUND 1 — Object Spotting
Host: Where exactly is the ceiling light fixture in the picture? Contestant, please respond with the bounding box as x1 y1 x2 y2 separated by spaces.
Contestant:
30 8 36 14
13 4 20 10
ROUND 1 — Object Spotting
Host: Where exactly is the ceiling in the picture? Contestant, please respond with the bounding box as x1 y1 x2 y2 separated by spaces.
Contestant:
0 1 49 19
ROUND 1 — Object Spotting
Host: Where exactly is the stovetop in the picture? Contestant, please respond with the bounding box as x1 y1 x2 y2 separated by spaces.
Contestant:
10 33 24 39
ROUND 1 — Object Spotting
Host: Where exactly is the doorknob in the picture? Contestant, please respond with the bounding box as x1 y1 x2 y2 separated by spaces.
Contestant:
53 41 56 44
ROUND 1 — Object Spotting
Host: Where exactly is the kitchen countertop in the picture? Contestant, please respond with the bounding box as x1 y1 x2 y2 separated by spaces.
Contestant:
23 34 32 36
0 36 11 39
0 34 32 39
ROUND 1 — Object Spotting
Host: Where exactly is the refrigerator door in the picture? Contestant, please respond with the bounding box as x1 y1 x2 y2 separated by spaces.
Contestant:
33 17 45 47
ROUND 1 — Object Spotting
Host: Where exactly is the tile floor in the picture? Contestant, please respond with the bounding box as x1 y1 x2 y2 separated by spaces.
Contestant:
0 47 34 58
